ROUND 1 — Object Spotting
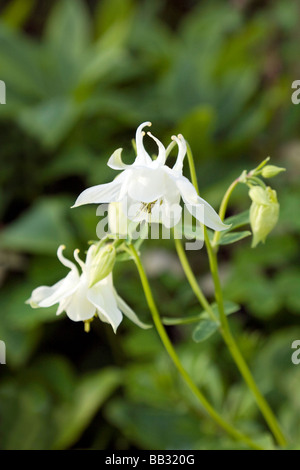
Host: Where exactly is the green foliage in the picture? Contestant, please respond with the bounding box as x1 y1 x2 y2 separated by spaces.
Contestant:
217 230 252 246
192 320 219 343
0 197 75 254
0 0 299 450
0 357 121 449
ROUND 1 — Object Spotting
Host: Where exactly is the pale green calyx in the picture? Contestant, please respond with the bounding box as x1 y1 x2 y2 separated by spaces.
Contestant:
238 169 248 184
249 186 279 248
89 244 116 287
261 165 286 178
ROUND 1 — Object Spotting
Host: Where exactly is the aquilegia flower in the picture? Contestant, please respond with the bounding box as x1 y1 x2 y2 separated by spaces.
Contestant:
26 244 150 332
249 185 279 248
73 122 229 230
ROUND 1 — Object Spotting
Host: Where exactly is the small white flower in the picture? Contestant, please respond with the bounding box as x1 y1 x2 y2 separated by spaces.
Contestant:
73 122 229 231
26 245 150 333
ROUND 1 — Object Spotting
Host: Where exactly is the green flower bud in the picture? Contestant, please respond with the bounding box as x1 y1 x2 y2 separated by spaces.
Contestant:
249 186 279 248
89 244 116 287
261 165 286 178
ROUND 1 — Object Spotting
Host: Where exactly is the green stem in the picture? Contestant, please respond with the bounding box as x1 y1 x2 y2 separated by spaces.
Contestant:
185 144 288 447
173 234 218 323
186 142 200 194
129 243 263 450
212 179 239 248
205 227 287 447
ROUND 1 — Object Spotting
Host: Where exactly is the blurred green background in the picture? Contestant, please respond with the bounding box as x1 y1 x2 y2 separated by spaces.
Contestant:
0 0 300 450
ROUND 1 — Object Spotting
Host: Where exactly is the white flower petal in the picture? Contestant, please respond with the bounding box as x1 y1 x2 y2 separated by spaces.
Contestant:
134 122 153 166
107 148 130 170
115 291 152 329
127 201 149 223
185 197 230 231
175 175 229 231
158 177 182 227
97 311 110 324
73 249 86 271
65 280 96 321
172 134 187 174
175 176 199 204
26 280 65 308
160 200 182 228
127 168 165 203
84 244 98 272
147 132 166 167
57 245 77 272
56 297 70 316
38 270 80 308
87 284 122 333
72 173 125 208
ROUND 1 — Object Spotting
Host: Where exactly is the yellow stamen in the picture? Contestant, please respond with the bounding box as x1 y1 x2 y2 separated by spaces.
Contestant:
84 318 94 333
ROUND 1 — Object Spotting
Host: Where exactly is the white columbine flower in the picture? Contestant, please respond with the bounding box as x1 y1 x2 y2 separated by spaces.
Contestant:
73 122 229 231
26 244 150 333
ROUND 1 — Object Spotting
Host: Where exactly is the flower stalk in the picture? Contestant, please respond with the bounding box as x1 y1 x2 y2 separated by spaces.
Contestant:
184 144 288 447
129 243 263 450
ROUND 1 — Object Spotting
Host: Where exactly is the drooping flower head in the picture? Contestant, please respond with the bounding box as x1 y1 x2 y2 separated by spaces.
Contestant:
73 122 229 231
26 244 150 332
249 186 279 248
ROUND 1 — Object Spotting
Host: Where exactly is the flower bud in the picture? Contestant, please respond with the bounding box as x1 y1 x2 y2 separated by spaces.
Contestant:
261 165 286 178
89 244 116 287
249 186 279 248
108 202 129 237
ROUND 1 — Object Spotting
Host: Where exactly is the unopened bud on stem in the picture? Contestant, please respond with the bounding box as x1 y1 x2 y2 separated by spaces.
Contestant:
89 244 116 287
249 186 279 248
261 165 286 178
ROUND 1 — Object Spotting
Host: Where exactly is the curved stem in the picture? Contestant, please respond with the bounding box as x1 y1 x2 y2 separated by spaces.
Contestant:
212 179 239 248
204 228 287 447
129 243 263 450
185 144 288 447
173 234 218 323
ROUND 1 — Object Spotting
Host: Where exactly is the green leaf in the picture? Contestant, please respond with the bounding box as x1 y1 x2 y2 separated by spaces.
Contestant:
79 24 128 86
218 230 251 245
95 0 134 36
1 0 36 29
0 321 41 368
53 367 122 450
0 197 75 254
45 0 90 60
105 399 203 450
215 300 240 317
116 251 133 262
162 315 203 326
223 210 250 230
0 25 45 98
18 98 80 148
192 320 219 343
176 106 216 158
163 300 240 325
32 356 77 402
5 283 58 331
